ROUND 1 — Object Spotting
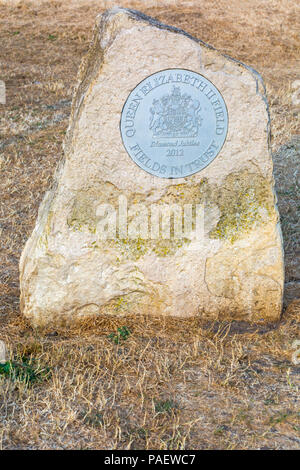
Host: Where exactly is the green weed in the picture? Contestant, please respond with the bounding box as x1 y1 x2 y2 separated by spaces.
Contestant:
0 356 51 386
108 326 131 344
154 399 177 414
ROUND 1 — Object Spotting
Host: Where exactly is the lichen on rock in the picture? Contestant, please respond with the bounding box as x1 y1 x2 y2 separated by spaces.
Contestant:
19 7 284 326
209 170 277 243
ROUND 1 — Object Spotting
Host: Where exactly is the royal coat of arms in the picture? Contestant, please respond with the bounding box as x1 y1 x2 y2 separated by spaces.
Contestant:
149 86 203 138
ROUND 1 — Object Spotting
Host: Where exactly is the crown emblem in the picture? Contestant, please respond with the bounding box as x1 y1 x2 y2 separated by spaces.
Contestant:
149 86 203 138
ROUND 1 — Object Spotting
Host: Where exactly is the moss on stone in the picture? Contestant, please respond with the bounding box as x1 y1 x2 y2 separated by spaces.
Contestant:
159 179 207 206
68 180 205 259
112 295 129 312
209 170 276 243
100 291 150 315
103 236 190 260
152 238 190 257
110 237 149 261
68 172 274 253
67 192 98 233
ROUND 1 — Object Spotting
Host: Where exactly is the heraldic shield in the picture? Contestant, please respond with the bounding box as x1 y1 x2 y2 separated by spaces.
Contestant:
149 86 203 139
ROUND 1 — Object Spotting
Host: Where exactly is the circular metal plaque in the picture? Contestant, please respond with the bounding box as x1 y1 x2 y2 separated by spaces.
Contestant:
120 69 228 178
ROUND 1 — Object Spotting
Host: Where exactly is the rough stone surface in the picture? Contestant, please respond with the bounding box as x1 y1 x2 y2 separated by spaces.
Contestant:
20 8 284 326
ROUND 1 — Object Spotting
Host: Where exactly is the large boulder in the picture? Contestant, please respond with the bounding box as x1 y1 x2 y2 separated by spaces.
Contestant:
20 8 284 326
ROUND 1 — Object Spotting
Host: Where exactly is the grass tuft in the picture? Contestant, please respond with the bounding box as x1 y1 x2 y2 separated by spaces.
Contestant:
0 357 51 386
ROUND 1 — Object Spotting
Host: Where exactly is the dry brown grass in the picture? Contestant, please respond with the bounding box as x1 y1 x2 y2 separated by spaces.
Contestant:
1 309 299 449
0 0 299 450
